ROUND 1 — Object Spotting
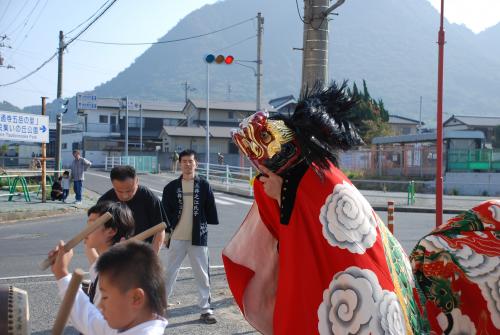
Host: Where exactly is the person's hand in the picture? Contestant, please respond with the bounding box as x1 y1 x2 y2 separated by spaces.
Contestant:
152 229 165 255
50 241 73 280
258 164 283 205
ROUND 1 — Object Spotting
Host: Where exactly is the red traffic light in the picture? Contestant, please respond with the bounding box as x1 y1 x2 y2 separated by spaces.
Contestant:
205 54 234 65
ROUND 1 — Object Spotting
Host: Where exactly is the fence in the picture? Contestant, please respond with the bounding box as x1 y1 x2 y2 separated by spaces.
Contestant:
197 162 254 196
447 148 500 172
340 147 500 178
339 147 438 178
105 156 158 173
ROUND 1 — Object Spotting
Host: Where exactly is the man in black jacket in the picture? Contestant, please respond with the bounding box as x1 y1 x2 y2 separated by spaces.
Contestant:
98 165 166 254
162 149 219 324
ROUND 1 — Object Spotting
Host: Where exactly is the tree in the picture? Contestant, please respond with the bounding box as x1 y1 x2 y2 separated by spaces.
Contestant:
348 80 393 144
493 125 500 148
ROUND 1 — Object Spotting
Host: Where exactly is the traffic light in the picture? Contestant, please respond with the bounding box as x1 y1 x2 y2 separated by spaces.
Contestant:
205 54 234 65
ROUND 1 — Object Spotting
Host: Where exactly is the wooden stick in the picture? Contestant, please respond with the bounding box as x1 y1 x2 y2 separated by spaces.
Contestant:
128 222 167 242
39 212 113 271
52 268 85 335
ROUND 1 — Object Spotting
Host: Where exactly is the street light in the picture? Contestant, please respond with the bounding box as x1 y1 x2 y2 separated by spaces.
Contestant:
55 99 69 177
204 54 234 179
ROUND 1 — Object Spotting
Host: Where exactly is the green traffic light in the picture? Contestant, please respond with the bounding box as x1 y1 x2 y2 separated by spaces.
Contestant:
205 54 215 63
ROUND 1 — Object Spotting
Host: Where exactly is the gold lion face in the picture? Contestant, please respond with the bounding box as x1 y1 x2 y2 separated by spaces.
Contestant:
231 111 294 161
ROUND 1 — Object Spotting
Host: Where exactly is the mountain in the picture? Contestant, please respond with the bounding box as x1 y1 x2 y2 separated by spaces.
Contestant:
41 0 500 125
0 101 22 112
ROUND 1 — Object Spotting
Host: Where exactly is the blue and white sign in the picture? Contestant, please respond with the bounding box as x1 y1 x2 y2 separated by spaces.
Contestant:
77 93 97 110
0 111 49 143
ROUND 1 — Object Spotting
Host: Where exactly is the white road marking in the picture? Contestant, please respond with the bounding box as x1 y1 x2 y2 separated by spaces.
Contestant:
0 265 225 281
216 196 253 206
215 198 233 205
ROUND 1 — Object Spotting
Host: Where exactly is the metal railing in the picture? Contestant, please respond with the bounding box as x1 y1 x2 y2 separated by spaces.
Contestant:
105 156 158 173
447 148 500 172
197 163 255 196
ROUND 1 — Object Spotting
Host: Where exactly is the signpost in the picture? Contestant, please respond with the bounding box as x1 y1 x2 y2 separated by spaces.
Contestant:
0 110 49 143
76 94 97 110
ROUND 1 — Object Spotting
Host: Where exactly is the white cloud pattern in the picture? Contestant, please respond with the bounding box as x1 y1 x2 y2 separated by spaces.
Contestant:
319 181 378 254
318 266 406 335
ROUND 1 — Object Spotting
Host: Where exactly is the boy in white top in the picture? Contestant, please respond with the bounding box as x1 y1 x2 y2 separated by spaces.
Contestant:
84 201 135 306
50 240 168 335
61 171 71 202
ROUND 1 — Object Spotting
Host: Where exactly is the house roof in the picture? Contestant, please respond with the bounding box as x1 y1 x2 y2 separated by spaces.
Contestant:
269 95 296 109
160 126 206 137
208 126 234 138
443 115 500 127
92 98 185 112
160 126 235 138
188 99 276 112
372 130 485 145
388 114 424 125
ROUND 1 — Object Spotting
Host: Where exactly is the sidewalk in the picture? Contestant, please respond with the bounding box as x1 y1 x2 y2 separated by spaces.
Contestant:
160 171 491 214
0 189 98 223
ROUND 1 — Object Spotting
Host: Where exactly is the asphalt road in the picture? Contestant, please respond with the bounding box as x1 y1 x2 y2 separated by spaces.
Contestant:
0 170 455 334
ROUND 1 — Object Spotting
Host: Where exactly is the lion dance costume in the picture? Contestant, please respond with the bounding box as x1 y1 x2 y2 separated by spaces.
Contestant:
222 83 429 334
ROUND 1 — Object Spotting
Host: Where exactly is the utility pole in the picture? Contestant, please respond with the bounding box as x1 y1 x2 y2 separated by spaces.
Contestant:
139 103 143 152
435 0 445 228
183 81 189 103
125 96 129 157
300 0 345 96
55 31 65 177
206 63 210 179
57 31 64 99
256 12 264 111
419 96 423 133
41 97 47 203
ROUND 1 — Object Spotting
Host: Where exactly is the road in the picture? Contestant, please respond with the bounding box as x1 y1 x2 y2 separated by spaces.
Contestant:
0 170 455 334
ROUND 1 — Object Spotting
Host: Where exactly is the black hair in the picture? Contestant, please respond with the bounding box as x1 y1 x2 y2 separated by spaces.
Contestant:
109 165 136 181
272 81 364 173
63 171 69 176
87 201 135 245
178 149 197 162
96 241 167 315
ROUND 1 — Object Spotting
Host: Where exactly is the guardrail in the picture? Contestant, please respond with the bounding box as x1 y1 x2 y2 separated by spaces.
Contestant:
197 163 255 196
105 156 158 173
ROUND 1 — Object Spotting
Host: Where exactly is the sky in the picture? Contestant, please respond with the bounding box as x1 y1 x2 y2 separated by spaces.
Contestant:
0 0 499 109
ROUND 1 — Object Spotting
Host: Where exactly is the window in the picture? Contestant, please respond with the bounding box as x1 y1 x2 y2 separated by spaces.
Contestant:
228 111 234 119
72 142 80 150
128 117 144 128
402 127 412 135
62 143 67 150
99 115 109 123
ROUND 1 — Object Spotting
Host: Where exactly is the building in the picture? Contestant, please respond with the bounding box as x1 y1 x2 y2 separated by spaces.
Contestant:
63 98 186 166
388 115 424 135
443 115 500 146
182 100 276 127
269 95 297 116
159 125 236 155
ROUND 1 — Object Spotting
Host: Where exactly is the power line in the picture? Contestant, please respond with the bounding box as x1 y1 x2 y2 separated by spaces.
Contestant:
0 0 119 87
75 17 255 46
8 0 42 39
2 0 30 34
0 0 13 26
65 0 119 46
66 0 113 35
12 0 49 52
211 35 256 53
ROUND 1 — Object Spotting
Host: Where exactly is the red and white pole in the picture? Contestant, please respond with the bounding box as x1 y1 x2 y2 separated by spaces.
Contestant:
435 0 445 228
387 201 395 234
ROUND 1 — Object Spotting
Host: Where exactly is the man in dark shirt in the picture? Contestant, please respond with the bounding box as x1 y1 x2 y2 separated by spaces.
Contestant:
98 165 165 253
